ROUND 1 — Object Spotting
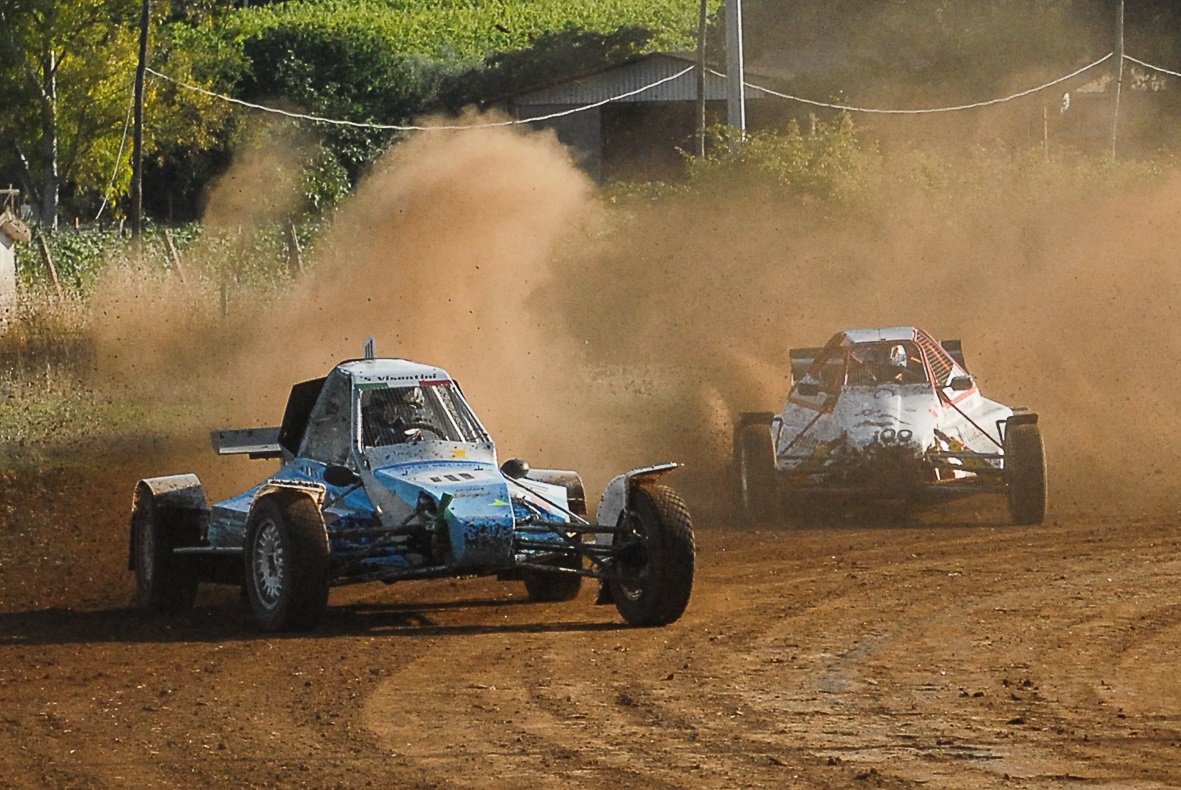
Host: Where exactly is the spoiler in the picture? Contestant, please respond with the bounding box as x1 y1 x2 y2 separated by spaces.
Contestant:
940 339 966 369
788 346 824 386
211 427 283 459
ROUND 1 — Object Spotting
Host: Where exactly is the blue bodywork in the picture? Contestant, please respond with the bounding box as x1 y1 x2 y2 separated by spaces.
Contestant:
199 359 575 586
129 355 697 631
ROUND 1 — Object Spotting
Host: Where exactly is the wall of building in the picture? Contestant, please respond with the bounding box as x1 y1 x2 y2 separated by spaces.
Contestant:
0 234 16 324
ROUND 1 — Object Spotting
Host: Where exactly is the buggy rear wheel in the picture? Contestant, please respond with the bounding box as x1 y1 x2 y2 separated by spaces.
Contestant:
1005 422 1047 525
244 496 330 631
736 422 777 520
609 484 695 627
523 555 583 602
132 487 199 614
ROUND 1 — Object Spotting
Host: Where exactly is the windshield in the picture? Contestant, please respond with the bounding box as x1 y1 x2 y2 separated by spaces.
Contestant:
845 341 928 387
360 383 487 446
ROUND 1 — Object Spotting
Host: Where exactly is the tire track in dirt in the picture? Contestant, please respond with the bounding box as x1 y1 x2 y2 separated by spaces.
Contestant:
7 459 1181 788
362 529 927 788
362 518 1181 789
360 579 701 789
688 519 1181 788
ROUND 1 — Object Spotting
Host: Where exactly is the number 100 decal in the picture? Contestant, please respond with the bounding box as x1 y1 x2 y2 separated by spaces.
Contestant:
876 428 914 444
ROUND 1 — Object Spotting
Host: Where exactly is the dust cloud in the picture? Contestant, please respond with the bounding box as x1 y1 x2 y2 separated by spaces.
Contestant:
88 106 1181 521
543 166 1181 520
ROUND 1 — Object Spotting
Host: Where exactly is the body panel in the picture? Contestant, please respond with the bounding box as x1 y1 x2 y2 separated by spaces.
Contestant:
772 328 1016 497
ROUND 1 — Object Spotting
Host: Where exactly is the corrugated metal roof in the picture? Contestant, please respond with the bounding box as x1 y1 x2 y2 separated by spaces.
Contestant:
514 53 773 106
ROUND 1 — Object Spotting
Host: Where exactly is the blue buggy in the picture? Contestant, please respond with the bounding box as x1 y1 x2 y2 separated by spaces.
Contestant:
129 354 695 631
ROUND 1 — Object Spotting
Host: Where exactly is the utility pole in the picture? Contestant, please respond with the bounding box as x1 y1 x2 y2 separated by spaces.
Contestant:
131 0 149 239
1110 0 1124 161
695 0 708 158
724 0 745 144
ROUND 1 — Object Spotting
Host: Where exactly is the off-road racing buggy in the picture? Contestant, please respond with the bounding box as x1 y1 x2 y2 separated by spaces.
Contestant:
734 327 1046 525
129 352 694 631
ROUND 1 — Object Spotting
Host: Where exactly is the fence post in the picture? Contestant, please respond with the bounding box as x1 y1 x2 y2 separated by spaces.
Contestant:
287 219 302 276
163 229 187 284
36 235 63 301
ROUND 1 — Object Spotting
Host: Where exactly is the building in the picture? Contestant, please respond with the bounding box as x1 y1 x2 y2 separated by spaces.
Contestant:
0 206 30 322
509 52 784 181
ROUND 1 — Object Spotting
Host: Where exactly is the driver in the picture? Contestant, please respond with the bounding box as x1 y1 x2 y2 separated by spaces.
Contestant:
370 387 430 445
887 344 923 383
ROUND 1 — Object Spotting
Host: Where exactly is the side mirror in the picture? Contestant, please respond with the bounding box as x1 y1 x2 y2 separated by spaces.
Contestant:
949 376 974 392
796 381 820 397
500 458 531 479
324 465 360 487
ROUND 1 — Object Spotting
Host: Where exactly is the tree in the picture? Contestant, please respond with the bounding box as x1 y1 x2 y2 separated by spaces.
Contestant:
0 0 240 226
0 0 139 226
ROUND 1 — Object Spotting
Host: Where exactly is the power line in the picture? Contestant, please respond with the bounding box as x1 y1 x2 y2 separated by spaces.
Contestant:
95 78 136 221
1125 54 1181 80
730 53 1113 115
149 53 1122 132
146 66 694 131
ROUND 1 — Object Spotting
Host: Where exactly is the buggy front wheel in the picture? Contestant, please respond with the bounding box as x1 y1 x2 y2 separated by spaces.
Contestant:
1005 422 1047 525
609 485 695 627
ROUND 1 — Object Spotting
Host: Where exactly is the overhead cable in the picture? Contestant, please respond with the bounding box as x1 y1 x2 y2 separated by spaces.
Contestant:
146 66 695 131
95 78 136 221
1124 55 1181 80
149 52 1120 133
728 53 1113 115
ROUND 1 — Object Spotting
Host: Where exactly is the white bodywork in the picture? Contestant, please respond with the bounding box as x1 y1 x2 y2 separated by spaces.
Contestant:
774 327 1013 490
596 463 680 527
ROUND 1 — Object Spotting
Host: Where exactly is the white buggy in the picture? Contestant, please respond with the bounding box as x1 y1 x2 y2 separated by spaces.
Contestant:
734 327 1046 525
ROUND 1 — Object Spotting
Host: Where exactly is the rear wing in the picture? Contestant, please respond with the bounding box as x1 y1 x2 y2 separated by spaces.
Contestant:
788 346 824 385
211 427 283 460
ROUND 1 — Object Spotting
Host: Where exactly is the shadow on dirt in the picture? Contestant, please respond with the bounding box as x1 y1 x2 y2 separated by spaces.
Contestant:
0 597 628 647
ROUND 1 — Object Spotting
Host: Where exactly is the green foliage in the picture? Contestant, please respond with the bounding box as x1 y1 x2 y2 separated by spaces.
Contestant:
224 0 703 189
15 219 328 299
687 114 875 202
228 0 701 62
301 145 352 213
441 26 655 109
0 0 137 213
0 0 246 222
21 227 123 294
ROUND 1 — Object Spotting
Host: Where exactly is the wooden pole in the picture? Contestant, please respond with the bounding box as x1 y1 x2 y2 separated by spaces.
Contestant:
36 235 63 301
695 0 708 158
163 228 186 283
1043 103 1049 162
1110 0 1124 161
286 219 302 276
130 0 149 239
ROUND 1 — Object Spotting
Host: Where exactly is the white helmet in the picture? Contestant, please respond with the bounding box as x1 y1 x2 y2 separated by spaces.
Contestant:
889 344 907 367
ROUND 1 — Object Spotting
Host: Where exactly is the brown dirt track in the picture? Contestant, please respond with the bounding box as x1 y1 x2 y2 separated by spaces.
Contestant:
7 121 1181 788
3 455 1181 789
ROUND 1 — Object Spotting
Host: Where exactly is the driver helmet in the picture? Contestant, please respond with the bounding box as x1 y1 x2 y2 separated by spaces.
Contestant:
377 387 424 418
889 344 908 368
394 387 425 409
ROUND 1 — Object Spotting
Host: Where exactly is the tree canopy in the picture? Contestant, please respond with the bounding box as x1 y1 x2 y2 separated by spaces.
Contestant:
1 0 1178 226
